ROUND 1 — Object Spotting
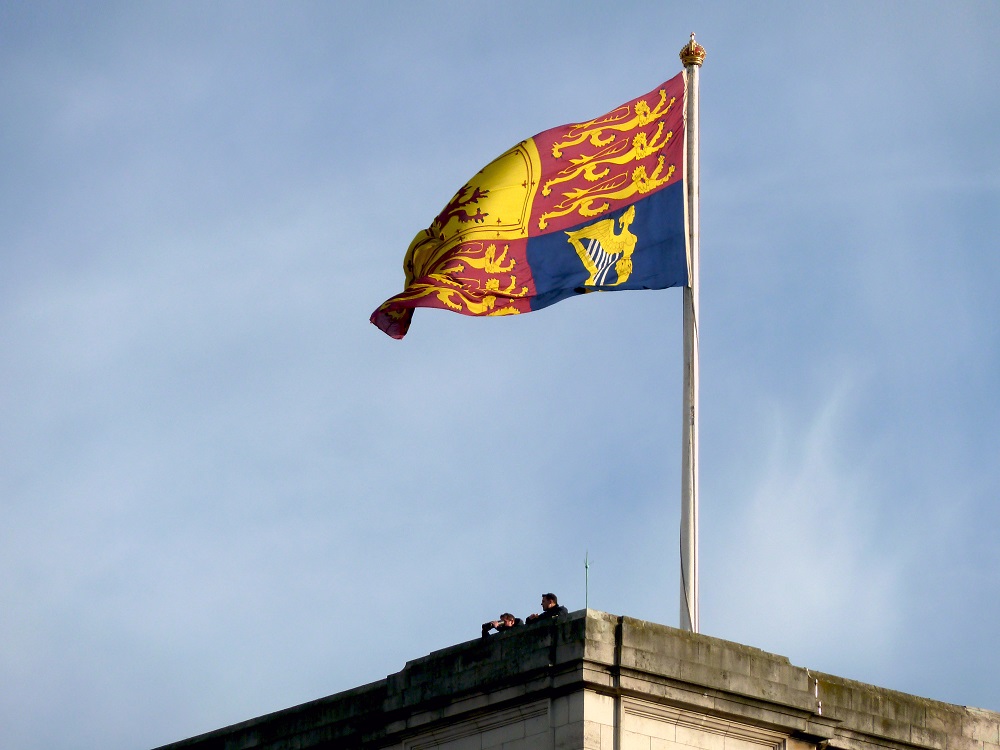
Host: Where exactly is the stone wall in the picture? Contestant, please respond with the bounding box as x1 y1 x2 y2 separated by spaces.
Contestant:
154 610 999 750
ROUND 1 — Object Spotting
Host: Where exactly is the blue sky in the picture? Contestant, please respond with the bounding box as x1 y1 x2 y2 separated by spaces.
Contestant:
2 2 999 749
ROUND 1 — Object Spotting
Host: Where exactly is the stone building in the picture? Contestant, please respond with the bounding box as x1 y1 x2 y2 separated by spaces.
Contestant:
154 610 1000 750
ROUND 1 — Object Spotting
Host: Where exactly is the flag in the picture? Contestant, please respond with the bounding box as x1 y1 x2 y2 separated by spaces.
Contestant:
371 72 688 339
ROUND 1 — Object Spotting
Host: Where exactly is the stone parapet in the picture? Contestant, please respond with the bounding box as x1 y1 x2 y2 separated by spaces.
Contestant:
153 610 998 750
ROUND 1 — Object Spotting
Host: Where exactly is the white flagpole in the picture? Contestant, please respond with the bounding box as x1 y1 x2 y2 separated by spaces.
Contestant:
679 34 705 634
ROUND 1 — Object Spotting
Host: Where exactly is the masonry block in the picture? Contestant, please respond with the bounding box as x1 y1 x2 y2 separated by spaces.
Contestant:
965 712 1000 744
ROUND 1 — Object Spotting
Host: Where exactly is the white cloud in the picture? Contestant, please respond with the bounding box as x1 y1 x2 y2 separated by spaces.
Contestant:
707 377 903 667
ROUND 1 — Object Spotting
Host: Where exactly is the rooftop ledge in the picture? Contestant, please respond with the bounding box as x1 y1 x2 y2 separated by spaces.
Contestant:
155 609 1000 750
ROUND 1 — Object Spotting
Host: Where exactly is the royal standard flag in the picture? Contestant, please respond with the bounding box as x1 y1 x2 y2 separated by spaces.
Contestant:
371 72 688 339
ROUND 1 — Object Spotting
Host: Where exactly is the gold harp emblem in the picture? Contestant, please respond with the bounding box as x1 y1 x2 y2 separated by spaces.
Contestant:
564 205 638 287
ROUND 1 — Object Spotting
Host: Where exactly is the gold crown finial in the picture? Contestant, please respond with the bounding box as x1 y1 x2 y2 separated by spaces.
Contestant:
679 33 706 67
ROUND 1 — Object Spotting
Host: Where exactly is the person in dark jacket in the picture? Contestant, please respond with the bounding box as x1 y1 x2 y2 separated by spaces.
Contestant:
526 593 568 623
482 612 522 637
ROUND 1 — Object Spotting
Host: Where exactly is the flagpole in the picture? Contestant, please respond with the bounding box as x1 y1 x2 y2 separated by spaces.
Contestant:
679 34 706 634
